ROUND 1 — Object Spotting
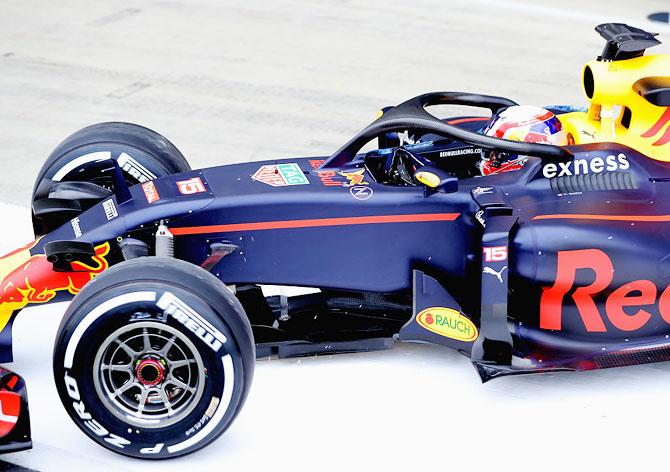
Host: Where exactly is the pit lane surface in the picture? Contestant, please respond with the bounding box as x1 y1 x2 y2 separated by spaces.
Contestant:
1 1 670 471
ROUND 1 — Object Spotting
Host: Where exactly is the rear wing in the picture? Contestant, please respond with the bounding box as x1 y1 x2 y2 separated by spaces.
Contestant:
596 23 661 61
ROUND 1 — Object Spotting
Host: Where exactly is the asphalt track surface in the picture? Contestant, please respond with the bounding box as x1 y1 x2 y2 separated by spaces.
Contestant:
1 1 670 471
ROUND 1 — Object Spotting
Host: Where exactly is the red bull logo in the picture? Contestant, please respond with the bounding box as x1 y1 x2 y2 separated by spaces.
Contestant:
0 241 111 332
309 160 343 187
541 248 670 332
338 169 369 187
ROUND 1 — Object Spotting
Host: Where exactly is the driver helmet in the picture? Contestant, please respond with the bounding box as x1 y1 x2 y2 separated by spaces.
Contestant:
479 105 567 175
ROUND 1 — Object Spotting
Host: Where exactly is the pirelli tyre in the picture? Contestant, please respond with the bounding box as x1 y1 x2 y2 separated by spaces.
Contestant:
52 258 254 459
32 122 190 236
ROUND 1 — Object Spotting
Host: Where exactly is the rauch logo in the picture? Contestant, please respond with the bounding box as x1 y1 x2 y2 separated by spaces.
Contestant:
416 307 478 342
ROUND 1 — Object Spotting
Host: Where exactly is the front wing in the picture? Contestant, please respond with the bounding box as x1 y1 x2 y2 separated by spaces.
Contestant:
0 366 31 453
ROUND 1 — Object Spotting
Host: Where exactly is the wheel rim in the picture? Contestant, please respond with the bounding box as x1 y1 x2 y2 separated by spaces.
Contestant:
93 321 206 429
50 154 144 189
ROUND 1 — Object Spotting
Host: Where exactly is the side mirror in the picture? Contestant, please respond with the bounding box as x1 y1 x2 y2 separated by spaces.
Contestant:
413 165 458 194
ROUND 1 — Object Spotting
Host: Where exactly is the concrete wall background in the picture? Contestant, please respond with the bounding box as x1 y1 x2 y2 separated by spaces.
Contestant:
1 1 668 206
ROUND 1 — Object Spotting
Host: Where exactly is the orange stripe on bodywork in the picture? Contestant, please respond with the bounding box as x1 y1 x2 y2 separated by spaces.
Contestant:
170 213 461 236
446 117 489 126
532 214 670 222
641 107 670 138
641 107 670 146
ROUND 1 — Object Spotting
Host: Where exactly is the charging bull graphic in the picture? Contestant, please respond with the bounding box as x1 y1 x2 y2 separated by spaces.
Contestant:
0 241 111 333
338 169 369 187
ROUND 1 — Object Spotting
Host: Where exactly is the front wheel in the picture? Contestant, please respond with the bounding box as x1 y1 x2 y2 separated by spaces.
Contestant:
52 258 254 459
32 122 190 236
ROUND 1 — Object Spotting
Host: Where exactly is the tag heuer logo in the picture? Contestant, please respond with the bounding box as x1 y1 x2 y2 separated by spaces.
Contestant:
252 163 309 187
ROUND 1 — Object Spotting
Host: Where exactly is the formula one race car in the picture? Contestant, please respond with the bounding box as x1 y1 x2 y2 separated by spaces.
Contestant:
0 22 668 458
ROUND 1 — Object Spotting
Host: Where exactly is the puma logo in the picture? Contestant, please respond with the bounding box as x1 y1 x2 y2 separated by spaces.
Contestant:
483 266 507 283
581 130 596 140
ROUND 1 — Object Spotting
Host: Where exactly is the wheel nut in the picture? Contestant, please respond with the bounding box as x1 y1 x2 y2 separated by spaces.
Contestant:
135 358 165 386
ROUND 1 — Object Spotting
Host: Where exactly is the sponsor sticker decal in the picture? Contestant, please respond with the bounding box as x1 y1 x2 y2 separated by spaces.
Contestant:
483 266 507 283
416 307 478 342
542 153 629 178
102 199 118 220
309 160 342 187
71 217 82 238
142 181 160 204
415 171 441 188
349 186 373 201
439 147 482 158
540 248 670 333
483 246 508 262
252 163 309 187
581 129 596 141
475 210 486 227
338 169 369 187
177 177 206 195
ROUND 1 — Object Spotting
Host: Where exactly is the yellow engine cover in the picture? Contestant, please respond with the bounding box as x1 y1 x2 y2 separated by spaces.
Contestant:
558 54 670 162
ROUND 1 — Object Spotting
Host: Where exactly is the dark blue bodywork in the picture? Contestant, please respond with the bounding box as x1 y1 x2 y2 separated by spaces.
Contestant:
0 84 667 383
10 131 669 381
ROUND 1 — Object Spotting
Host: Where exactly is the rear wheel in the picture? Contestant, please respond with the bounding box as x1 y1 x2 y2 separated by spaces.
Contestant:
32 122 190 236
53 258 254 459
